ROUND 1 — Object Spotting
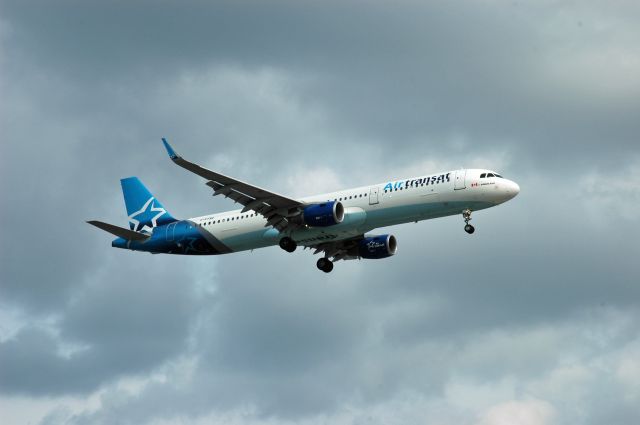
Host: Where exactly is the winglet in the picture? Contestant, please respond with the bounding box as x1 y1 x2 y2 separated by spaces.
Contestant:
162 138 179 159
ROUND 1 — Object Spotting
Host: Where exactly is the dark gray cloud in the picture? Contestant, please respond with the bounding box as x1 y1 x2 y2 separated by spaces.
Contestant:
4 0 639 165
0 259 198 395
1 1 639 424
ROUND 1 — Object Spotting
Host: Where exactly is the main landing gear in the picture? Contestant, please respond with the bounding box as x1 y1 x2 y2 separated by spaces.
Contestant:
317 257 334 273
279 237 297 253
462 209 475 234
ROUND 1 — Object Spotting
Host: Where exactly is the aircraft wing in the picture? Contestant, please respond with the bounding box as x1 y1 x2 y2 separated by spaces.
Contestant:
305 235 365 262
162 139 305 232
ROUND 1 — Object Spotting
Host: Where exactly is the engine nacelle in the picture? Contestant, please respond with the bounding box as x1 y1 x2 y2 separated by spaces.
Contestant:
303 201 344 227
357 234 398 259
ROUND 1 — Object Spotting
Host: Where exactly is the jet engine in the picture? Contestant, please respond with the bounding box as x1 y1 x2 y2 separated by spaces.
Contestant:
356 234 397 259
302 201 344 227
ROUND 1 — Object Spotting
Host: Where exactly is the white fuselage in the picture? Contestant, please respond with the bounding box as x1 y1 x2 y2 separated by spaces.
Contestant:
186 168 520 253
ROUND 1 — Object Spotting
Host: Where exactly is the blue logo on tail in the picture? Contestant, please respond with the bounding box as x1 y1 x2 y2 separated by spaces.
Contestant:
121 177 176 232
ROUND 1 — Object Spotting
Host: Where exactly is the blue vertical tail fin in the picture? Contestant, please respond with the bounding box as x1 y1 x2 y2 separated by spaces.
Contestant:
120 177 176 232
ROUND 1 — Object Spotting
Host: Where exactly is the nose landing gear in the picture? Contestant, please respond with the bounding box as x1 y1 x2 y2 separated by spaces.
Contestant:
462 209 475 234
316 257 334 273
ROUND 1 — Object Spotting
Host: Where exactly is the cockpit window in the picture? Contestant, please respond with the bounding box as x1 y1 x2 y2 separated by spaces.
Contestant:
487 173 495 177
495 174 502 178
480 173 486 178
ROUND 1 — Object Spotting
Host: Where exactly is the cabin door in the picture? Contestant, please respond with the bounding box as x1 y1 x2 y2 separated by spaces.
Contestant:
454 169 467 190
369 187 379 205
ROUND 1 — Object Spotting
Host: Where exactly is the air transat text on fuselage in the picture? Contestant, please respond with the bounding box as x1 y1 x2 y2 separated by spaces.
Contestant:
384 172 450 193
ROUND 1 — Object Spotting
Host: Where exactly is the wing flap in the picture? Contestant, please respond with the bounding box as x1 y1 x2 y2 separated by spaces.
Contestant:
306 235 364 262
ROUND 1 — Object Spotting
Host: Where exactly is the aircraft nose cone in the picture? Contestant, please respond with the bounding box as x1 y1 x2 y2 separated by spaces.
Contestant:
512 181 520 195
506 180 520 199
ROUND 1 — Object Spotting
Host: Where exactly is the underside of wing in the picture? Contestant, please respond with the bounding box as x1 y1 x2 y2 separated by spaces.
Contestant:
162 139 305 232
305 233 398 263
305 235 365 262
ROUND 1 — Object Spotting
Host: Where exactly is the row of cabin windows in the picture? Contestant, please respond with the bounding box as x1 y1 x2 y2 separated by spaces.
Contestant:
480 173 503 178
199 212 258 226
198 192 370 226
334 193 367 202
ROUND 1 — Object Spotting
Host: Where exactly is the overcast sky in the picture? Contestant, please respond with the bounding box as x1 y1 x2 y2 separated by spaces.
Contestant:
1 1 639 424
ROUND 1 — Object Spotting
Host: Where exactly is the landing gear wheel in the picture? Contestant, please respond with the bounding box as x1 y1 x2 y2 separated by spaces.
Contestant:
316 257 334 273
462 209 475 235
279 237 297 253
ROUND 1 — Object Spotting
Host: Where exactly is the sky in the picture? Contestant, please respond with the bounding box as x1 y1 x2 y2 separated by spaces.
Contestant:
1 1 639 424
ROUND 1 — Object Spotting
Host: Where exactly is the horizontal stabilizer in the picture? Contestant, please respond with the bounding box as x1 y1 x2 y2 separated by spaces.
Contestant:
87 220 151 241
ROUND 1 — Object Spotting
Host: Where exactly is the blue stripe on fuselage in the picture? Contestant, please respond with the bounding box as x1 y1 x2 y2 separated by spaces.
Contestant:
112 220 227 255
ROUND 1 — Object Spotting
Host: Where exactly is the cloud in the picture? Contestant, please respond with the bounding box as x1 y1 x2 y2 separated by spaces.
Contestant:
475 399 556 425
0 263 195 396
1 1 639 424
580 161 640 222
19 307 639 425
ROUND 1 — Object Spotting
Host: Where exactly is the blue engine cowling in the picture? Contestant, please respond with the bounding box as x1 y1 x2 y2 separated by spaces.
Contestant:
357 234 398 259
303 201 344 227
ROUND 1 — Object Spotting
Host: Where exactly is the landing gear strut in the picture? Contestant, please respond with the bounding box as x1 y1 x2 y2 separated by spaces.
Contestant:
279 237 297 253
316 257 334 273
462 209 475 234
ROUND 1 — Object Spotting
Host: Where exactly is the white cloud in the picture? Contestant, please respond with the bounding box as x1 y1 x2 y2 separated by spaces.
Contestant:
285 166 344 197
475 399 556 425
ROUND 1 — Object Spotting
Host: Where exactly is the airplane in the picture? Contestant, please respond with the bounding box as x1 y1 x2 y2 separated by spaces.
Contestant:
88 139 520 273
